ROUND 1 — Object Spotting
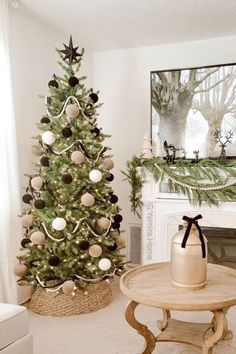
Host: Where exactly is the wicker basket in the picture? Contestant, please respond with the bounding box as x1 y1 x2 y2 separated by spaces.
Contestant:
29 281 112 316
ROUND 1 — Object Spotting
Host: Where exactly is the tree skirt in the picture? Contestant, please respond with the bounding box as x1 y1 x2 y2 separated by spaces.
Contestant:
29 281 112 316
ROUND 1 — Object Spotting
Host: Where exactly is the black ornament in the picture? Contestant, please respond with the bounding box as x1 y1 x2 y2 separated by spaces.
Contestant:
21 238 31 248
34 199 46 209
40 156 50 166
68 76 79 87
111 221 120 230
41 116 51 124
89 92 98 103
114 214 123 223
59 36 82 65
48 256 60 266
110 194 118 204
22 194 33 204
78 240 90 250
106 173 114 182
108 243 117 251
48 79 59 88
62 127 73 137
84 104 93 117
90 127 100 137
62 174 73 184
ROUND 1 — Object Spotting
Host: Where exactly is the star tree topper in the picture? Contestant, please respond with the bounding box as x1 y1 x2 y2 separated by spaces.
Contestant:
59 36 81 65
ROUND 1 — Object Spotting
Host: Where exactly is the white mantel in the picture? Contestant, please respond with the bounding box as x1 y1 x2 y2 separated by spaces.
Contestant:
141 174 236 264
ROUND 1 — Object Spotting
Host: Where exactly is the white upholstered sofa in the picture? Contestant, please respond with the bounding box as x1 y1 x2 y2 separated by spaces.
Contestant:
0 303 33 353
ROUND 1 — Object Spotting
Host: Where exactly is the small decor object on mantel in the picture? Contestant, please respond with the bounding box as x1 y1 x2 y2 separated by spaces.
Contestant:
170 215 208 291
141 132 153 159
214 130 234 163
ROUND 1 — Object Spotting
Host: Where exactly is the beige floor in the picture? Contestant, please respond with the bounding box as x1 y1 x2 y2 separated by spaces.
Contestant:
29 279 236 354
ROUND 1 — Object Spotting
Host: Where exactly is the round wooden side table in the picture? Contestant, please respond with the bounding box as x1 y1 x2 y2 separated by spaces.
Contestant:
120 262 236 354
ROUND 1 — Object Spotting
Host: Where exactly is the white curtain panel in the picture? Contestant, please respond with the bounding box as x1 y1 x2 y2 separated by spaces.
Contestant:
0 0 21 303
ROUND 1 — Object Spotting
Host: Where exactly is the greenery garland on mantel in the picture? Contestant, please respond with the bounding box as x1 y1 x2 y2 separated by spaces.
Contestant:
123 156 236 218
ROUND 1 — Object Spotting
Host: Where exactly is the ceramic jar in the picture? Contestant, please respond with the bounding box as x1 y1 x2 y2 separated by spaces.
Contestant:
170 215 208 291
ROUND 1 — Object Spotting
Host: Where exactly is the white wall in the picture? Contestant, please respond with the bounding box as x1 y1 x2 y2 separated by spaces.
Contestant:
9 6 93 193
93 35 236 256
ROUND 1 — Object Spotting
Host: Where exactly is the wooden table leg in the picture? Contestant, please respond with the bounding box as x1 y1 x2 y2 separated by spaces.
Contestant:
202 309 232 354
159 309 171 331
125 301 156 354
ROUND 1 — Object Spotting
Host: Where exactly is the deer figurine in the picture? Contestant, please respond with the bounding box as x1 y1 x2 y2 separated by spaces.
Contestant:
163 140 177 164
214 130 234 162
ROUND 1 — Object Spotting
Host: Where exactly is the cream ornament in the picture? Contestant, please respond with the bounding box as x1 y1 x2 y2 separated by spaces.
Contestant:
89 169 102 183
116 234 126 246
98 258 111 271
21 214 34 228
52 217 67 231
62 280 76 295
14 264 28 277
97 217 110 229
81 193 95 207
71 150 85 164
31 176 44 190
89 245 102 258
30 231 45 245
42 131 56 145
101 158 114 171
31 145 43 156
65 104 80 119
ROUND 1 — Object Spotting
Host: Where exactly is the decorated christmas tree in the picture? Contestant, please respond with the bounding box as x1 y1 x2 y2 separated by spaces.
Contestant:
14 37 125 312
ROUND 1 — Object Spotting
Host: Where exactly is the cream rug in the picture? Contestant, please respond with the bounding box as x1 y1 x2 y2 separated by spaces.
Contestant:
29 279 236 354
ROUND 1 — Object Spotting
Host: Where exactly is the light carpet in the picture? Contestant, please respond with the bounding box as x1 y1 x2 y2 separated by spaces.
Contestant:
29 279 236 354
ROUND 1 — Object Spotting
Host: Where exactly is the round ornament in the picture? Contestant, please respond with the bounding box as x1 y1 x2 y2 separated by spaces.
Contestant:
114 214 123 223
21 238 31 248
31 145 43 156
81 193 95 207
71 150 85 164
34 199 45 209
101 158 114 171
78 240 90 250
22 194 33 204
89 92 99 103
42 131 56 145
14 264 28 277
40 156 50 166
116 234 126 246
98 258 111 271
48 79 59 88
62 127 73 137
89 169 102 183
110 194 118 204
62 173 73 184
30 231 45 245
90 127 100 137
97 217 110 229
65 104 80 119
106 173 114 182
40 116 50 124
89 244 102 258
68 76 79 87
52 217 66 231
108 243 117 251
62 280 76 295
48 256 60 266
31 176 43 190
21 214 34 228
111 221 120 229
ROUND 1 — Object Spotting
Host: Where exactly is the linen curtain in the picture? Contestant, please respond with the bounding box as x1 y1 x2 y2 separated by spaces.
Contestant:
0 0 20 303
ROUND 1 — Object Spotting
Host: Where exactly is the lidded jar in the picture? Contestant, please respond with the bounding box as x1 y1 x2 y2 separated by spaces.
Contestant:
170 215 208 291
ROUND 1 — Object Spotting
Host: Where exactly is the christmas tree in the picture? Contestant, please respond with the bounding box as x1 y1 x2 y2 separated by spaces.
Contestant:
15 37 126 298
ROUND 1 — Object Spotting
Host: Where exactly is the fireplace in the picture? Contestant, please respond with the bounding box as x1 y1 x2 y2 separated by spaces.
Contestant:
141 174 236 265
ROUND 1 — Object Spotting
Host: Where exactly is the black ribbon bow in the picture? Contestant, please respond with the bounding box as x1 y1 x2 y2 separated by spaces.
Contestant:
181 214 206 258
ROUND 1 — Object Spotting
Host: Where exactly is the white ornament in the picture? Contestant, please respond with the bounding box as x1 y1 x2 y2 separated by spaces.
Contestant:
89 169 102 183
52 217 66 231
142 132 152 159
31 176 43 190
42 131 56 145
98 258 111 271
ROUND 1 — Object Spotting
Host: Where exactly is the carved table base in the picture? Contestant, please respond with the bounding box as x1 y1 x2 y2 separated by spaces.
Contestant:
125 301 233 354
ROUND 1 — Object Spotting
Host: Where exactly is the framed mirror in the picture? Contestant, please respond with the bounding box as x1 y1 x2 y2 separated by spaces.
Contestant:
151 63 236 159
